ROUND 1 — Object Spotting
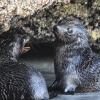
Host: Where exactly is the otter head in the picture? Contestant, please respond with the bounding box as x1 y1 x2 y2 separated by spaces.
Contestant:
0 32 30 61
53 18 88 47
9 33 30 57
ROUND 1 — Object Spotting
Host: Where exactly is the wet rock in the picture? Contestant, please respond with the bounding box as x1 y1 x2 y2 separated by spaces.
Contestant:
0 0 100 49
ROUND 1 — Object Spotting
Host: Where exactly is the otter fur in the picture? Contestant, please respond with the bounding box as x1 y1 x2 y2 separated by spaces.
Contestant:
49 18 100 95
0 31 49 100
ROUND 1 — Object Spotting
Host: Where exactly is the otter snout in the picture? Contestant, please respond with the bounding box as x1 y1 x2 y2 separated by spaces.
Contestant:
53 25 65 36
53 24 73 36
53 25 64 33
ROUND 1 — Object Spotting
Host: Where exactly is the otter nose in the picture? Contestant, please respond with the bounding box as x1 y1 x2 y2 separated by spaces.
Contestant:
53 25 58 32
54 25 63 32
54 25 63 31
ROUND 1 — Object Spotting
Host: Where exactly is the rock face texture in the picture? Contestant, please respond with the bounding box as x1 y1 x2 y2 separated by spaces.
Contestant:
0 0 100 49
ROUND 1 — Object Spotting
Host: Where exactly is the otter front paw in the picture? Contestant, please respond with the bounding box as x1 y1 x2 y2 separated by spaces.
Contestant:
63 87 75 95
48 80 59 92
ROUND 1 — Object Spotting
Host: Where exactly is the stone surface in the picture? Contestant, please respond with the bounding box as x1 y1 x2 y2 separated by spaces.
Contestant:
0 0 70 32
0 0 100 50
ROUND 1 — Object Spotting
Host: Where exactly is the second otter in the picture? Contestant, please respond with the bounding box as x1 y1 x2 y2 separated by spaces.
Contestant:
49 18 100 95
0 31 49 100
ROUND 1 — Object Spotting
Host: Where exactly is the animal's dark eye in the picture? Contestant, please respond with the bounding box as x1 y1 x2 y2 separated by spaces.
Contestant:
19 37 24 45
68 28 73 33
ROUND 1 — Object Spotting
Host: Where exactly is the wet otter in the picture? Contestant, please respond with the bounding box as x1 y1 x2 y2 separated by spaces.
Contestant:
0 31 49 100
49 18 100 95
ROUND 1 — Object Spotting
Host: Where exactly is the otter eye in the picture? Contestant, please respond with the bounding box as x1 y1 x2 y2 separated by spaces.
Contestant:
68 28 73 33
19 37 24 45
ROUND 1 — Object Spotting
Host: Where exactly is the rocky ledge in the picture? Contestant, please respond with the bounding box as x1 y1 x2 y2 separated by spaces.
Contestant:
0 0 100 50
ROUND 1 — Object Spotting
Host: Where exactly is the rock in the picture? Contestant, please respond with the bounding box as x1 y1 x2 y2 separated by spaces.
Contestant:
0 0 100 49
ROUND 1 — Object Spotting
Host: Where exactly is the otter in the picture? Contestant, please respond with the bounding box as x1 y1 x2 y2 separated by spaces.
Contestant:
49 18 100 95
0 31 49 100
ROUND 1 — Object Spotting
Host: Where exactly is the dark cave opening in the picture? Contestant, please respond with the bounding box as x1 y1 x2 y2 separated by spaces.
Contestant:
20 42 54 59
